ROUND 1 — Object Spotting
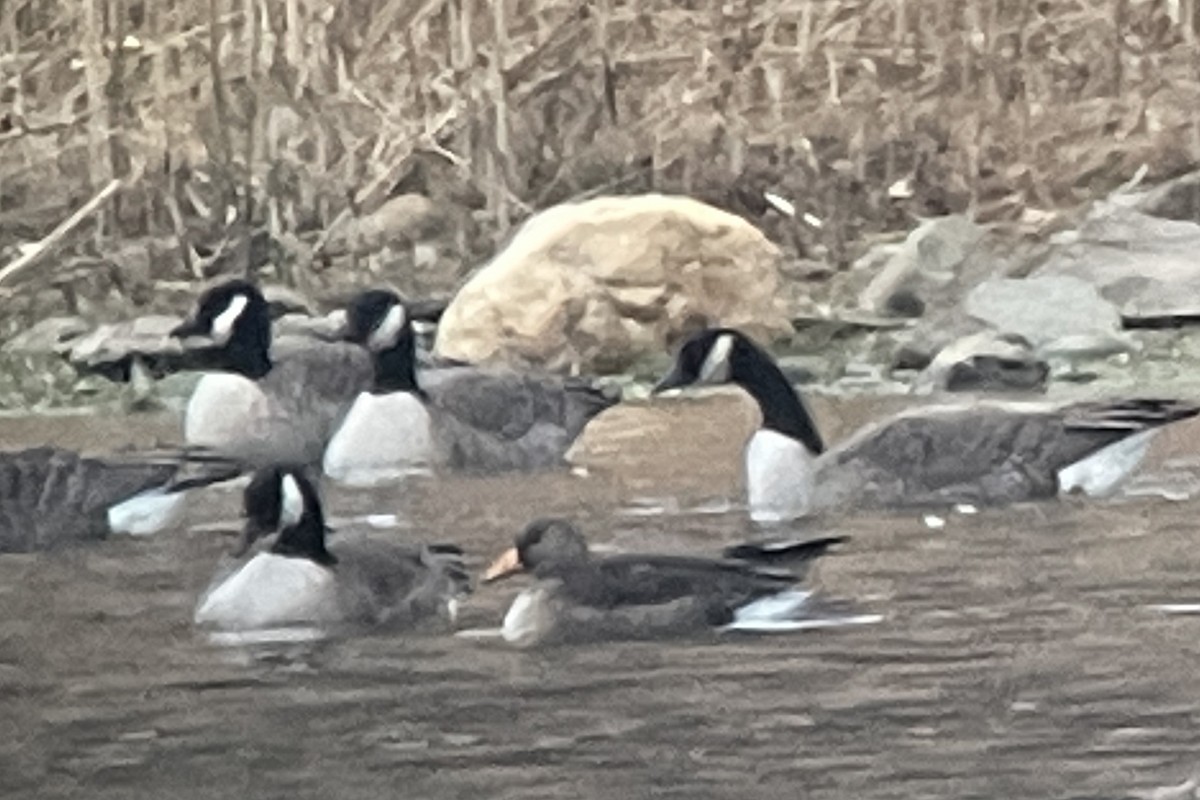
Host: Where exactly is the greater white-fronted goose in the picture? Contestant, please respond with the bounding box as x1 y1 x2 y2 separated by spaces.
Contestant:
479 518 849 646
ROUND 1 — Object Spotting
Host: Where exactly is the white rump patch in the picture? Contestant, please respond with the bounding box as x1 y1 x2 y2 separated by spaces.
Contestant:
698 333 734 383
1151 603 1200 615
724 588 884 633
723 613 884 633
279 473 305 528
323 392 436 486
367 304 407 352
1057 427 1157 497
194 552 334 631
107 487 189 536
745 429 818 523
211 293 249 345
731 588 813 625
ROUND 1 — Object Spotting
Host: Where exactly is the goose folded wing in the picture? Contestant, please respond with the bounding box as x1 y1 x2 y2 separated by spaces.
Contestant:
816 400 1197 508
593 554 796 608
422 367 614 441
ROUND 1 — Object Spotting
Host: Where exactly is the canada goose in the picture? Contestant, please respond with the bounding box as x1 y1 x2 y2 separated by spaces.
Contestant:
0 445 241 552
654 328 1200 522
478 518 850 646
322 289 619 485
194 465 471 632
169 279 374 470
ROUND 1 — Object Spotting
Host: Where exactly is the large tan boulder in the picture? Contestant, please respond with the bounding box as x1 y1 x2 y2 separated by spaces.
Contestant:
433 195 793 374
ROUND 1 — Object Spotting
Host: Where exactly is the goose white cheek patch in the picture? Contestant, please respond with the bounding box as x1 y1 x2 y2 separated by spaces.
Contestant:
279 473 305 528
698 333 734 384
212 293 249 345
367 304 406 352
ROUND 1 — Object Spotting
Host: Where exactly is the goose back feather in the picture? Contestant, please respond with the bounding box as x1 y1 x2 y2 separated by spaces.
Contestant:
0 446 241 552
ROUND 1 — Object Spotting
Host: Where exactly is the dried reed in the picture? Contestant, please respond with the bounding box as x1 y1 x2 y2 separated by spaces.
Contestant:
1 0 1198 292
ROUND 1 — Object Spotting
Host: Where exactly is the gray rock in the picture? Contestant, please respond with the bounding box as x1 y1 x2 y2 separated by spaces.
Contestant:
66 308 354 382
1127 168 1200 222
1034 203 1200 324
775 355 824 384
68 315 186 374
322 194 447 257
275 310 347 341
3 316 90 355
965 276 1133 357
261 284 318 317
858 215 986 315
915 331 1048 394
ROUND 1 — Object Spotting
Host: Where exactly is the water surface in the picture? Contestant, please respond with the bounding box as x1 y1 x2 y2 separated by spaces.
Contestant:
4 395 1200 799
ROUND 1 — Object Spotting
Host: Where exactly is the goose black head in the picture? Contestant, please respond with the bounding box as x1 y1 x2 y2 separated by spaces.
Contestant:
653 328 748 392
171 279 273 378
482 518 590 582
238 465 335 566
653 327 825 454
344 289 419 393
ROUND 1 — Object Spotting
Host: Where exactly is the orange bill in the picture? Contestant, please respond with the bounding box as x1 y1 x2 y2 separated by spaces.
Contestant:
482 547 523 583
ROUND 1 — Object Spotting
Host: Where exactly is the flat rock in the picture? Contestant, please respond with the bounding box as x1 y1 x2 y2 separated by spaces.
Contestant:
964 276 1133 357
1034 203 1200 323
69 315 186 372
275 310 347 341
66 309 349 382
3 316 90 355
261 285 318 317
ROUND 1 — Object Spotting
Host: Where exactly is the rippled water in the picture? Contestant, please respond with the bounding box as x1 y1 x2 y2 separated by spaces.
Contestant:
4 394 1200 799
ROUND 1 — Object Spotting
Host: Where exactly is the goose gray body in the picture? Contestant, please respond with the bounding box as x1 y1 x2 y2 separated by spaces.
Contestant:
172 280 374 470
194 466 470 632
420 366 616 470
809 398 1199 509
655 328 1200 521
323 290 617 484
480 519 848 646
0 446 241 552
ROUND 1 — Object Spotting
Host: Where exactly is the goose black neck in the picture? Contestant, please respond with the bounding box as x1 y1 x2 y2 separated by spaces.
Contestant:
207 310 273 379
370 332 421 395
271 510 336 567
730 344 825 454
223 345 273 380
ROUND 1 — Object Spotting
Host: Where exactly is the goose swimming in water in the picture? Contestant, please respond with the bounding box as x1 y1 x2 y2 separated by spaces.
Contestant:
194 465 471 632
170 279 375 471
0 445 241 552
654 327 1200 522
322 288 619 485
478 518 850 646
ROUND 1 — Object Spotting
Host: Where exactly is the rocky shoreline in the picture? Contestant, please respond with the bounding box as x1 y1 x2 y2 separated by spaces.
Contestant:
5 170 1200 415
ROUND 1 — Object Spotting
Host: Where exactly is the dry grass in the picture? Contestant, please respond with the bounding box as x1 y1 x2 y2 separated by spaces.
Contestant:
2 0 1200 307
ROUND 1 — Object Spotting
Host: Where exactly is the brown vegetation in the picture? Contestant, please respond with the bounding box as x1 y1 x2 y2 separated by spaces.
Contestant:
2 0 1200 317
